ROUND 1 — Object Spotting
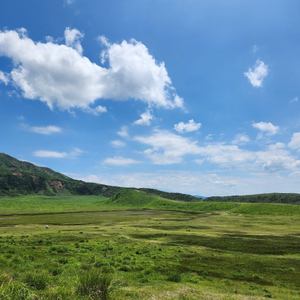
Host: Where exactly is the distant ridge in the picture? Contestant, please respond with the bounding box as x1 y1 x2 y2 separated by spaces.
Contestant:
0 153 199 202
1 153 299 205
205 193 300 205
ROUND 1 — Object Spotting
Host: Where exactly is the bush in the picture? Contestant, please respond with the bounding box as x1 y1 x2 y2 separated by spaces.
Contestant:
76 269 112 300
167 271 182 283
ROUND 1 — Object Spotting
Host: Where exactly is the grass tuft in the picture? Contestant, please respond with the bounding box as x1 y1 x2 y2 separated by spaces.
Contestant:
76 269 112 300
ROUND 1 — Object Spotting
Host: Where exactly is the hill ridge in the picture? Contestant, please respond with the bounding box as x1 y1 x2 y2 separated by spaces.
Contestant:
0 153 199 202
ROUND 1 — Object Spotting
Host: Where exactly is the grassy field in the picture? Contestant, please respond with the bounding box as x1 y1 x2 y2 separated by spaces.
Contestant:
0 194 299 299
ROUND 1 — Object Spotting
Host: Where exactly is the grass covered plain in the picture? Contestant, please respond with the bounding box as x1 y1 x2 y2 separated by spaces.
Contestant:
0 193 299 299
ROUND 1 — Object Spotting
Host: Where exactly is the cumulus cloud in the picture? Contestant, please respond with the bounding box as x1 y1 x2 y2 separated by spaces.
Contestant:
64 27 84 55
174 119 201 133
102 156 141 166
0 28 183 112
33 148 83 158
244 60 268 88
111 140 125 148
196 143 255 166
29 125 62 135
256 143 300 172
134 110 153 126
134 129 201 164
232 134 250 145
288 132 300 150
0 70 9 85
253 122 279 137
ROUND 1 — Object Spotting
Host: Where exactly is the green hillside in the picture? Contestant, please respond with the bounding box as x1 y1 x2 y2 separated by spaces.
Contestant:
0 153 122 197
108 189 239 212
206 193 300 205
107 189 300 215
0 153 199 201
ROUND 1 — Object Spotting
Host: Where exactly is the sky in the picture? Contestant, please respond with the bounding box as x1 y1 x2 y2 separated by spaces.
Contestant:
1 0 300 196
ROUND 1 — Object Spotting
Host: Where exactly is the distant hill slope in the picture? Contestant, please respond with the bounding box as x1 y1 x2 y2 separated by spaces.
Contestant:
0 153 122 197
205 193 300 205
107 189 300 215
0 153 199 201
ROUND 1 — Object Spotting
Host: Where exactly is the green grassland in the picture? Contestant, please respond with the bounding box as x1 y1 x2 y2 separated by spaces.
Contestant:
0 192 300 299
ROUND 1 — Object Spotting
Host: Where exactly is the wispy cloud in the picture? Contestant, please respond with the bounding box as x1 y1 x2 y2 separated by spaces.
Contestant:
290 97 298 104
111 140 125 148
117 126 129 138
102 156 141 166
232 134 250 145
28 125 62 135
65 0 76 4
244 60 268 88
0 70 9 85
33 148 83 158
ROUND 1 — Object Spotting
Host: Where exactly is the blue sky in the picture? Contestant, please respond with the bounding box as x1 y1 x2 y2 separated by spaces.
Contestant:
1 0 300 196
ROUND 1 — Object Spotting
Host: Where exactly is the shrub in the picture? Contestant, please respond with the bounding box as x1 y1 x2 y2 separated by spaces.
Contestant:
76 269 112 300
167 271 182 283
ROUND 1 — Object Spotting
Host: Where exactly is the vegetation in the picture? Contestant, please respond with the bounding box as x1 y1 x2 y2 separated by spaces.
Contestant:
206 193 300 205
0 153 198 201
0 194 300 299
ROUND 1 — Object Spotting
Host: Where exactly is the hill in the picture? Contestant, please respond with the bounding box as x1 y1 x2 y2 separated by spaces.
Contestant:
0 153 124 197
0 153 199 201
107 189 300 215
205 193 300 205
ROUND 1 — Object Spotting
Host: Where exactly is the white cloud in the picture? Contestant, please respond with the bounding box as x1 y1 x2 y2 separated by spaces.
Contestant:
244 60 268 88
29 125 62 135
134 129 201 164
290 97 298 104
205 134 213 140
64 27 84 55
197 143 255 166
134 110 153 126
117 126 129 138
288 132 300 150
0 70 9 85
0 28 183 111
83 105 107 115
65 0 76 4
111 140 125 148
102 156 141 166
174 119 201 133
253 122 279 136
33 148 83 158
255 143 300 172
232 133 250 145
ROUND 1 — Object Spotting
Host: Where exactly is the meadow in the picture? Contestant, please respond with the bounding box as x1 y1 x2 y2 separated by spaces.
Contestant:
0 194 299 299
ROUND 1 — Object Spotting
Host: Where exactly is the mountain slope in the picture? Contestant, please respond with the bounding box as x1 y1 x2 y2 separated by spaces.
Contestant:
0 153 122 197
0 153 199 201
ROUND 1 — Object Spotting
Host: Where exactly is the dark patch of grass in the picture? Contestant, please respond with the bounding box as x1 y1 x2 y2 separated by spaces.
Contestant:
76 269 112 299
131 232 300 255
